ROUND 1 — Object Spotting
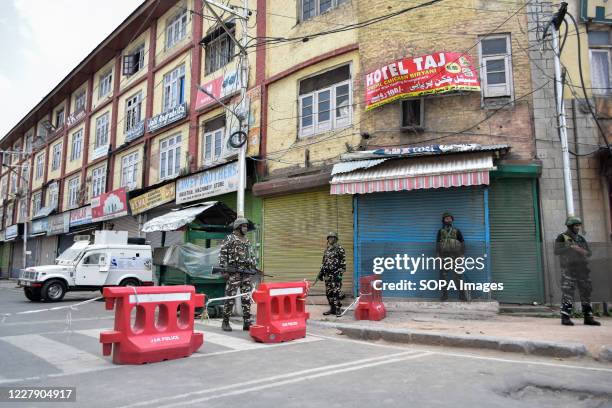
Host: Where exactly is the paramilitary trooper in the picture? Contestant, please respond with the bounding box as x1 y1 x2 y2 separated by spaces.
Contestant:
436 212 467 301
219 217 257 332
317 232 346 317
554 216 601 326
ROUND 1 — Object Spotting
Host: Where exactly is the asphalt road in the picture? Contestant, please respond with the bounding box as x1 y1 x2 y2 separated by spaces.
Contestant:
1 283 611 408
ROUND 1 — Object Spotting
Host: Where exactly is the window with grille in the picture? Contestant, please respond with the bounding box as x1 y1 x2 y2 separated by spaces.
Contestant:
32 192 42 215
48 182 59 209
159 134 181 180
55 108 65 128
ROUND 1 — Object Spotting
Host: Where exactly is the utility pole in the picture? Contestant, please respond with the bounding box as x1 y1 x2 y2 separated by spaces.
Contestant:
2 160 30 271
236 0 249 218
548 2 574 216
202 0 250 218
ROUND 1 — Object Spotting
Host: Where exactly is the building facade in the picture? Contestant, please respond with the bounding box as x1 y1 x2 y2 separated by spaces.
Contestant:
2 0 604 305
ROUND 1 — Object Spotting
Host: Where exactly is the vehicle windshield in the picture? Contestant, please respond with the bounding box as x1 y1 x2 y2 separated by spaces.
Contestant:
56 241 89 263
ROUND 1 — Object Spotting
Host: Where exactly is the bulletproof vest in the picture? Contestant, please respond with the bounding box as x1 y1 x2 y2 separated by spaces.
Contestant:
439 227 462 254
560 233 588 265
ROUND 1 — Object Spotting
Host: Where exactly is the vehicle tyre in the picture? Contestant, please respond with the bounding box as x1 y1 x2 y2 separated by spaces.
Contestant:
120 278 140 287
41 280 67 302
24 287 42 301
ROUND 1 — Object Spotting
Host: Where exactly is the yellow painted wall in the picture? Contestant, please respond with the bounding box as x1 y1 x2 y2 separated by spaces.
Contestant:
91 59 116 111
266 0 357 78
149 122 190 183
152 53 191 116
155 0 193 66
62 174 80 212
31 151 45 191
196 106 224 167
116 82 148 146
65 125 85 174
88 107 113 165
47 139 63 181
119 29 150 91
265 51 362 174
113 144 144 190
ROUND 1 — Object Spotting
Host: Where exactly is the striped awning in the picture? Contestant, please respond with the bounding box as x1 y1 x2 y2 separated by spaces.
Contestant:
330 153 494 195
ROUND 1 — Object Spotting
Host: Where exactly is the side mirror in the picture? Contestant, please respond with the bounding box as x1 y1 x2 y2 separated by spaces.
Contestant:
99 256 109 272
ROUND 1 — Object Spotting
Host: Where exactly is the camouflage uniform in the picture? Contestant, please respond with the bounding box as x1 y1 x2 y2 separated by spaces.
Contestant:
554 230 592 314
320 243 346 312
436 213 466 301
219 232 257 322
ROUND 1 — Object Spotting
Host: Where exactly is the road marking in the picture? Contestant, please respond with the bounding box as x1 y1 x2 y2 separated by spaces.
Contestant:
73 328 107 339
0 334 111 380
157 352 433 408
118 351 428 408
0 316 113 327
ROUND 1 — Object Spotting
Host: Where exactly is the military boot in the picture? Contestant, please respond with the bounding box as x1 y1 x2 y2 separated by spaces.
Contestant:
561 301 574 326
335 307 343 317
582 303 601 326
222 319 232 332
323 306 336 316
243 320 252 331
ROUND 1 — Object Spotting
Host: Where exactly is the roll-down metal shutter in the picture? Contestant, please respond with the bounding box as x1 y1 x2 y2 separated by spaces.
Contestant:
489 178 543 304
11 241 23 278
356 187 488 299
263 189 354 292
112 215 140 237
40 235 58 265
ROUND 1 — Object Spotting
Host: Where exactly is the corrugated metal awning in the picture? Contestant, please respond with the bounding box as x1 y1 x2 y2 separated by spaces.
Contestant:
330 153 495 195
32 206 55 220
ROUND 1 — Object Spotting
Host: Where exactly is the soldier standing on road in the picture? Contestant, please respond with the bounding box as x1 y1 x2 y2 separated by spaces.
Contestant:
436 212 467 301
317 232 346 317
219 218 257 332
555 216 601 326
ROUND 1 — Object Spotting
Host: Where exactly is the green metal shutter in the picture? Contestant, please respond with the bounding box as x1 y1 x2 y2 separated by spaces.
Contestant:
263 189 354 292
0 242 12 279
489 178 544 304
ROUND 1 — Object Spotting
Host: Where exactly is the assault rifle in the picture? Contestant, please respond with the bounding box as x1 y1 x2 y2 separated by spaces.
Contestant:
212 266 273 278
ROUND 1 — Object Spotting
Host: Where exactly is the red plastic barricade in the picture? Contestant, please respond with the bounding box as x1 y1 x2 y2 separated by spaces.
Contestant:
100 285 204 364
249 281 310 343
355 275 386 321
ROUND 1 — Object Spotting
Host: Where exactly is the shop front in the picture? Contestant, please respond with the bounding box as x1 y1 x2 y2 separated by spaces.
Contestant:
331 145 506 300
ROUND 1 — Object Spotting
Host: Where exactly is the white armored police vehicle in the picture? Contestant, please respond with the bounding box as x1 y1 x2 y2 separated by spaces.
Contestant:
18 231 153 302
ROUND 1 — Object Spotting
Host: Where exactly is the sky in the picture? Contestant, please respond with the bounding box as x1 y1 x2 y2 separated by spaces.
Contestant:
0 0 144 137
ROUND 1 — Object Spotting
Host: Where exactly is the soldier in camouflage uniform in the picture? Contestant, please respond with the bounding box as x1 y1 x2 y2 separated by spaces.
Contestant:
436 212 466 301
219 217 257 332
317 232 346 317
554 216 601 326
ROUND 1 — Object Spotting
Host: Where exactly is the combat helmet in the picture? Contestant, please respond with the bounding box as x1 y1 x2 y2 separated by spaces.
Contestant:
442 212 454 221
233 217 250 230
327 232 338 239
565 216 583 227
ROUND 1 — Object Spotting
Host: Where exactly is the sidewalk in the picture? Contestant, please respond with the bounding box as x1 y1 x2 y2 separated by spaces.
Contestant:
306 303 612 362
